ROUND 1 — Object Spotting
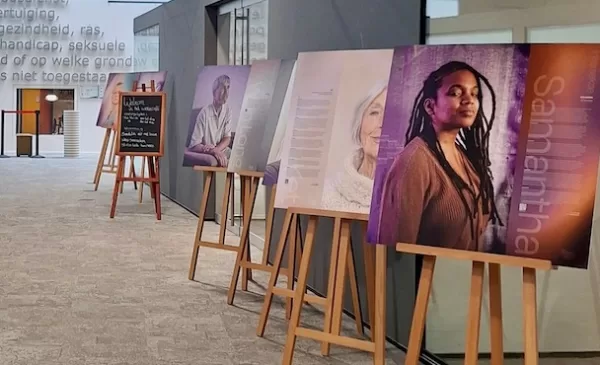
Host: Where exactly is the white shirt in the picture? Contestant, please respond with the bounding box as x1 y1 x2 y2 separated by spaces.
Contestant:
189 103 232 148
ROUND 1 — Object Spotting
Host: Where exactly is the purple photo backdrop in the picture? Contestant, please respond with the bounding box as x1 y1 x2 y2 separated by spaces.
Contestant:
190 65 251 132
367 44 531 248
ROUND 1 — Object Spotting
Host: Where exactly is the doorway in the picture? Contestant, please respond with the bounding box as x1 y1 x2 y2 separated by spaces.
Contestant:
214 0 269 242
15 88 75 135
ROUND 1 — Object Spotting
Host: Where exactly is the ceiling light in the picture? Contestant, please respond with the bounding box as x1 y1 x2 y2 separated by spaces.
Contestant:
45 94 58 102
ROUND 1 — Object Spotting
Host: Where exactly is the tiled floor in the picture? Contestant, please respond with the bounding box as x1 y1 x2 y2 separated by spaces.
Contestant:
0 156 405 365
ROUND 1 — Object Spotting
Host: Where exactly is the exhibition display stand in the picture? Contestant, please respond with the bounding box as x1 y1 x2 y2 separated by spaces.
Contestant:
94 81 156 192
109 89 166 220
398 244 552 365
225 170 268 303
188 166 254 288
227 178 364 327
258 208 381 363
93 127 137 191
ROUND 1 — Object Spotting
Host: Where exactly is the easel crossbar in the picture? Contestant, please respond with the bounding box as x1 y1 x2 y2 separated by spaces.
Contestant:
288 206 368 221
396 243 553 270
271 287 327 306
197 241 239 252
295 328 375 353
120 176 160 183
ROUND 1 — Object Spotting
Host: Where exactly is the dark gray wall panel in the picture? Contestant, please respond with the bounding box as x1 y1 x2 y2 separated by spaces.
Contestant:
135 0 219 217
268 0 421 59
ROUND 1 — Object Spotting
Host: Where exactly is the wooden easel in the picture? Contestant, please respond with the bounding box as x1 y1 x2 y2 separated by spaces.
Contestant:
257 208 376 360
397 244 553 365
111 155 162 220
93 81 156 192
93 129 138 192
227 175 303 314
188 166 253 288
109 89 166 220
226 180 304 317
130 81 155 203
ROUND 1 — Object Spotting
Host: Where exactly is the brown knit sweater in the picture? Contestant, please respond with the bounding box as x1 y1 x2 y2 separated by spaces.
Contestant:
376 137 490 251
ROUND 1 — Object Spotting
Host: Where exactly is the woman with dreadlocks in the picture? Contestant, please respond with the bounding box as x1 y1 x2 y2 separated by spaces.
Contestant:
376 61 502 252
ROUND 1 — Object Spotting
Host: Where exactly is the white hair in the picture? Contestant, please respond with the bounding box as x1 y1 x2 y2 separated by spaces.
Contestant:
212 74 231 94
351 82 389 147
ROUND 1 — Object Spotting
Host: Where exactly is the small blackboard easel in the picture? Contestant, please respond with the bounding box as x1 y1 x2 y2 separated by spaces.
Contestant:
109 90 166 220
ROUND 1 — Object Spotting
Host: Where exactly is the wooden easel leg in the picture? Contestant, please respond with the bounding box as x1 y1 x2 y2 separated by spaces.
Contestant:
363 234 376 339
329 220 351 344
285 213 298 320
464 261 485 365
281 215 318 365
373 244 387 365
488 263 504 365
241 176 252 290
523 267 539 365
256 210 294 337
120 156 126 194
129 156 138 190
152 157 161 220
321 217 342 356
109 132 117 169
109 158 125 218
138 156 146 203
404 255 436 365
346 241 364 336
148 156 156 201
218 173 233 245
246 178 255 283
188 171 214 280
261 185 277 266
227 176 259 305
93 129 111 190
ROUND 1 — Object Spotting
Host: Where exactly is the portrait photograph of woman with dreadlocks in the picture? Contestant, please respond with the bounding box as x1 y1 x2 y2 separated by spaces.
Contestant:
367 44 531 253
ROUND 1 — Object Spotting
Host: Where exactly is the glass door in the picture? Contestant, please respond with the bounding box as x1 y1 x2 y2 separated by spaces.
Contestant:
215 0 269 237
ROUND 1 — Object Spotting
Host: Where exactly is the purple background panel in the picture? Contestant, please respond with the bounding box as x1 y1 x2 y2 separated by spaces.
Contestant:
191 65 251 130
96 71 167 128
182 65 251 167
367 44 531 248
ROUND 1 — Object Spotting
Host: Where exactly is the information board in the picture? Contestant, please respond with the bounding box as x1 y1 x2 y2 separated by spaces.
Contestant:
115 91 166 156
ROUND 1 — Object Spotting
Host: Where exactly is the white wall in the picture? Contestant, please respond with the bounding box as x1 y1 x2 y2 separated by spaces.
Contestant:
0 0 159 155
427 0 459 18
425 2 600 355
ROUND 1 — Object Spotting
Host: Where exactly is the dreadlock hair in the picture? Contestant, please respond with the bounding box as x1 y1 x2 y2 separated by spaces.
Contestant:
405 61 503 232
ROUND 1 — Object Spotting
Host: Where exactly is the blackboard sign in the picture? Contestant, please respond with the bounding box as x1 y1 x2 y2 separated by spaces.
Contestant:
115 91 166 156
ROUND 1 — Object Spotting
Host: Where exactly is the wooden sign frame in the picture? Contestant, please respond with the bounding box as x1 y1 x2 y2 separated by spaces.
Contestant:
114 91 166 157
110 86 165 220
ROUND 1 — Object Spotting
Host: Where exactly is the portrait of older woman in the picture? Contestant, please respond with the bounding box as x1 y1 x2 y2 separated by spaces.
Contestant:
376 61 502 252
322 83 388 213
96 73 135 128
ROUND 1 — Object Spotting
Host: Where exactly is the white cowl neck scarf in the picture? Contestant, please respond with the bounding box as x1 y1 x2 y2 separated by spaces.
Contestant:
321 149 374 214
